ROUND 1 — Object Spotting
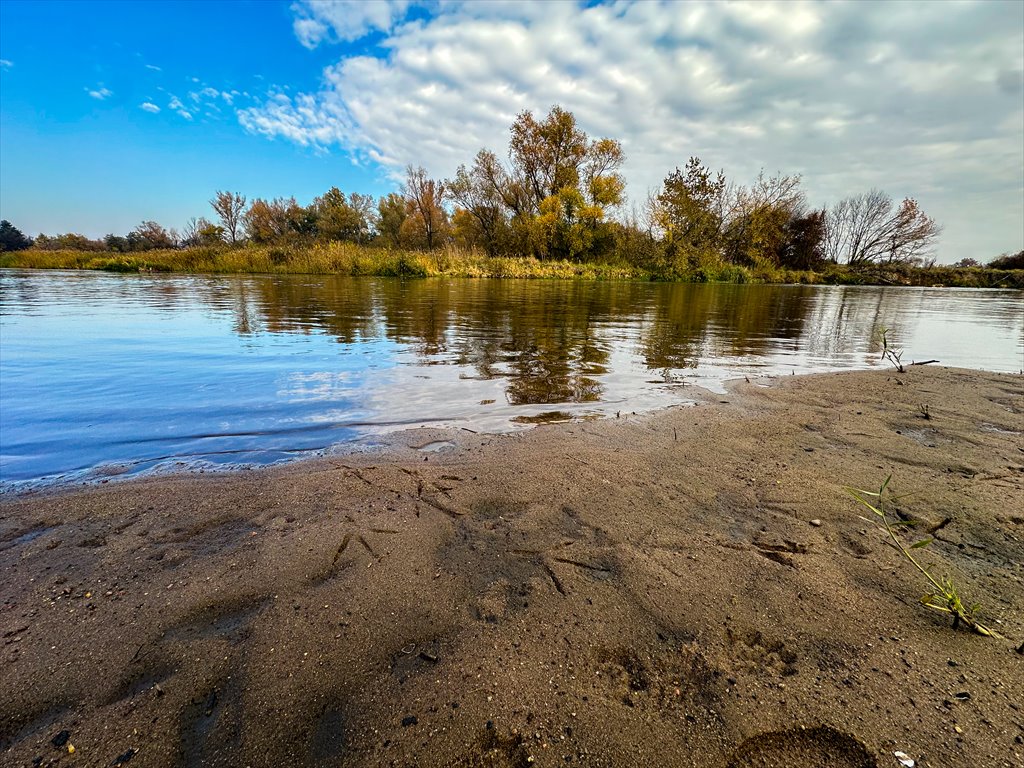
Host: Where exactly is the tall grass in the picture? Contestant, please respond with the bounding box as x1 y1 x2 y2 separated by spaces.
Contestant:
1 243 1021 287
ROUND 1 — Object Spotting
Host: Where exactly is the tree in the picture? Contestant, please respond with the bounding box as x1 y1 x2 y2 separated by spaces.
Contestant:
536 187 604 262
104 234 129 252
656 157 729 258
0 220 32 251
582 137 626 209
446 150 508 255
503 107 625 259
313 187 374 243
824 190 941 265
33 232 105 251
403 166 447 250
131 220 177 250
210 190 247 245
987 251 1024 270
376 193 407 248
243 197 313 244
723 171 805 265
510 106 589 208
779 210 826 270
181 217 223 247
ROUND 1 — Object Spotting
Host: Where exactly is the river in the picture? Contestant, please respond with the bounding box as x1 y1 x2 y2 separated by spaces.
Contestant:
1 270 1021 488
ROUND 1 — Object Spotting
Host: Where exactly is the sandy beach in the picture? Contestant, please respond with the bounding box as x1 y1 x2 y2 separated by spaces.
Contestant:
1 365 1022 767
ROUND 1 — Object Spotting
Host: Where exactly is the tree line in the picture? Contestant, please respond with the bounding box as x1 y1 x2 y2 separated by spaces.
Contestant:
1 105 1021 270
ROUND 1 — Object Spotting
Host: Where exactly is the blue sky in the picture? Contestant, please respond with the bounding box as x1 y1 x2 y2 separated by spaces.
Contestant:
1 0 1022 262
0 0 395 237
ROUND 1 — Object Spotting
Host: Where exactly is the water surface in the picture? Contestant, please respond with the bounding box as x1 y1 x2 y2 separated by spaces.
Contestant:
1 270 1021 488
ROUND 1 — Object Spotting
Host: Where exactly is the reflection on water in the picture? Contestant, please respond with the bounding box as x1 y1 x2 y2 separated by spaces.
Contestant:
1 270 1021 488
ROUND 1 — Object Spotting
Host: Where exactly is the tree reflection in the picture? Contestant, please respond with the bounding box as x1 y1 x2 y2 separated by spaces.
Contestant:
208 276 830 406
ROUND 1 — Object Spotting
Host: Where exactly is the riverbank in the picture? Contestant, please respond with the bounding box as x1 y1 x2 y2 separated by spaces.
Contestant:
1 366 1022 766
3 245 1022 288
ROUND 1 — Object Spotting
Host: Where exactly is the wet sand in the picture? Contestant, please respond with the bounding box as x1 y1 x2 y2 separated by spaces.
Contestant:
1 366 1022 767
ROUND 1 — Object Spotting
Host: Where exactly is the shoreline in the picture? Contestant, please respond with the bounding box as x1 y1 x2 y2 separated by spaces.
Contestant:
1 366 1022 766
3 252 1023 289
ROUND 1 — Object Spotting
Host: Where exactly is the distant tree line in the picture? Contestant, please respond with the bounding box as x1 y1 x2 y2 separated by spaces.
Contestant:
2 105 1021 270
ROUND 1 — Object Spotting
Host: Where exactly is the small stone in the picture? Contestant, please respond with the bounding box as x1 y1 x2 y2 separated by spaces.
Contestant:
954 725 963 734
809 519 822 527
51 730 71 748
401 715 418 727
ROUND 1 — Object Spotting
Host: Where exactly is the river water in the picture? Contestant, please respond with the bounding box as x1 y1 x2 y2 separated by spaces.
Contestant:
1 270 1021 488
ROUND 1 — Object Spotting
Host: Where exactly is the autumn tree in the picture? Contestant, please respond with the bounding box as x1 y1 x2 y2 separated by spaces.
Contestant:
505 106 625 259
313 188 374 243
510 106 589 207
446 150 508 255
181 217 224 247
537 186 604 262
33 232 105 251
723 171 805 265
376 193 407 248
0 220 32 251
655 157 729 260
243 198 314 244
128 220 177 250
403 166 447 250
779 210 826 270
824 190 941 265
244 199 287 244
210 190 247 245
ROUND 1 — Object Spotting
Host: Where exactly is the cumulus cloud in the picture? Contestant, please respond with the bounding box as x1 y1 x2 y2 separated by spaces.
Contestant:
140 102 161 114
168 95 193 120
291 0 410 47
87 86 113 100
241 0 1024 260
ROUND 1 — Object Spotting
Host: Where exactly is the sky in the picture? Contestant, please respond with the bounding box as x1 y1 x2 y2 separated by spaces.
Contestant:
0 0 1021 263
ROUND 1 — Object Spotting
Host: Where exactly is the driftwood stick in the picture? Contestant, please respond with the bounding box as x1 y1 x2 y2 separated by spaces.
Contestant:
910 359 940 366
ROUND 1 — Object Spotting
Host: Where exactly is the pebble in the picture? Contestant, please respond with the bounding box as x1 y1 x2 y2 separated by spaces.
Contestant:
51 730 71 748
810 519 822 527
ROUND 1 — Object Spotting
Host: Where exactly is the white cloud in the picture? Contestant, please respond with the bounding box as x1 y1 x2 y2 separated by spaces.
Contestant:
0 59 12 69
87 86 113 100
200 86 220 98
167 95 193 120
145 64 162 72
242 0 1024 261
291 0 410 47
140 102 161 114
